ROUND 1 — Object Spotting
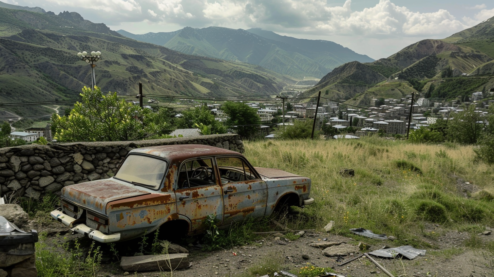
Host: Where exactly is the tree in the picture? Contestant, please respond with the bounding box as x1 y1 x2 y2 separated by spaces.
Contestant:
176 106 226 134
441 67 453 78
51 87 172 142
276 120 316 139
425 84 434 98
375 98 385 106
286 102 293 112
1 122 11 136
446 105 484 144
222 102 261 139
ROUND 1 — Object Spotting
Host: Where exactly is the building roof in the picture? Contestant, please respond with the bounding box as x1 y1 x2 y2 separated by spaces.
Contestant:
10 132 36 137
168 128 201 138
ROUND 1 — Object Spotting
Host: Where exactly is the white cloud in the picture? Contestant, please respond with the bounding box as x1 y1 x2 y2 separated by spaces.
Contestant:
469 4 487 10
474 8 494 21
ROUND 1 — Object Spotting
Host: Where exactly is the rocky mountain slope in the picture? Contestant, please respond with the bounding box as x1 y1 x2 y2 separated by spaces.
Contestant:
118 27 373 79
298 17 494 105
0 4 292 117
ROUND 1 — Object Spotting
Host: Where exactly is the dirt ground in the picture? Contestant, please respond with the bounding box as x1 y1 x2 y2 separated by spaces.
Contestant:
35 220 494 277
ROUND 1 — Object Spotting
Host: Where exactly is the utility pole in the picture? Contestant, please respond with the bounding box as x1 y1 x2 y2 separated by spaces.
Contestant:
407 92 415 139
136 83 145 108
276 95 288 131
311 91 322 140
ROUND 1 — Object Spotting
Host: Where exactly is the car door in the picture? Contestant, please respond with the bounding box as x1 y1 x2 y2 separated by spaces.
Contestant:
174 157 223 232
216 156 268 225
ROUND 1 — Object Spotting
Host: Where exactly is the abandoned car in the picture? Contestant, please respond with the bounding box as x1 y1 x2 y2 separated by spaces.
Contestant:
50 144 314 243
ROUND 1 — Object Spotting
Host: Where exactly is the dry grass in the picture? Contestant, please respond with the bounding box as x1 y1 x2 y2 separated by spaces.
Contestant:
244 138 494 247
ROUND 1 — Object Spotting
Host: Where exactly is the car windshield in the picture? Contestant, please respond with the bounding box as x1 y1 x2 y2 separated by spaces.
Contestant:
115 155 168 189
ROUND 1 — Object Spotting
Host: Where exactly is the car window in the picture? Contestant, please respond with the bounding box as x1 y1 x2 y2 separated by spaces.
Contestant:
178 158 216 189
115 155 167 189
216 157 257 184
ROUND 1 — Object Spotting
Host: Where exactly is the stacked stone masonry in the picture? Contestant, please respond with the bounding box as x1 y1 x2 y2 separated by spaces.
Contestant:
0 135 244 200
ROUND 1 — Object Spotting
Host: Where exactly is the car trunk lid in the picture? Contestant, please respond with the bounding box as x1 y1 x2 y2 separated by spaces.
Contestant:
254 167 301 179
61 179 150 214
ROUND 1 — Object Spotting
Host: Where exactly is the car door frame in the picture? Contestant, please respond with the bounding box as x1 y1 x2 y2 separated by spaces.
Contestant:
214 155 268 226
174 156 224 233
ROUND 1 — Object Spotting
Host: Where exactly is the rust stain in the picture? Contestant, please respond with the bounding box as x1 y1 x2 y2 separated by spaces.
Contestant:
192 191 200 198
163 164 177 192
247 195 251 199
108 194 173 210
295 185 307 193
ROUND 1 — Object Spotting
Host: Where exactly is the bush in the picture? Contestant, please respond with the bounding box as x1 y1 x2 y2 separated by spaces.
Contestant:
474 135 494 164
394 160 423 174
276 120 316 139
409 128 444 143
414 200 448 223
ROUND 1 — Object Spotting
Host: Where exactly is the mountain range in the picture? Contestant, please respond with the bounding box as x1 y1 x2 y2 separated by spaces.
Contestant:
0 2 294 118
118 27 373 79
300 18 494 106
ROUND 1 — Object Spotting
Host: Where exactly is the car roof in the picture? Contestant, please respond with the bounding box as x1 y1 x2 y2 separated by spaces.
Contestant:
129 144 241 163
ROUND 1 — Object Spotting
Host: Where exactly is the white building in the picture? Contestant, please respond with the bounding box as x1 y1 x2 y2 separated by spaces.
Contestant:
10 132 38 142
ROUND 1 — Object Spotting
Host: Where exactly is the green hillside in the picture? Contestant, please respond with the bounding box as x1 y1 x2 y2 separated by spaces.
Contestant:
0 6 292 117
347 80 417 106
118 27 374 79
299 61 387 101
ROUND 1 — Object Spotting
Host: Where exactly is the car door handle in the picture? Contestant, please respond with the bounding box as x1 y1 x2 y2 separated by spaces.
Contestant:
224 188 234 194
179 196 190 201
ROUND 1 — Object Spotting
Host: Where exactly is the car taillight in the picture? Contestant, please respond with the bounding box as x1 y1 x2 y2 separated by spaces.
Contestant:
62 201 77 213
87 213 108 225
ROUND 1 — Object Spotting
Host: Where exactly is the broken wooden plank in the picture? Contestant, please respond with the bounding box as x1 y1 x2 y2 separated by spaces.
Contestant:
120 253 189 272
337 253 364 266
364 253 394 277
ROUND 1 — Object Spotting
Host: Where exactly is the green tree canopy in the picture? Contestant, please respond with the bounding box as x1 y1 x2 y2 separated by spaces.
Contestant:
1 122 11 136
276 120 316 139
51 87 171 142
222 102 261 138
176 106 226 135
446 105 484 144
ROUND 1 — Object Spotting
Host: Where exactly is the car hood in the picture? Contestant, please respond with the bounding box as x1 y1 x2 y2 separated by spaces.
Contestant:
254 167 301 179
62 178 150 215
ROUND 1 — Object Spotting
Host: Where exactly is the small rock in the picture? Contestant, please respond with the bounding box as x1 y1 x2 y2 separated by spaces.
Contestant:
123 272 129 276
276 240 287 245
87 172 100 181
388 236 396 241
324 220 335 232
28 156 44 165
82 161 94 171
483 230 491 236
302 254 310 260
322 244 359 257
39 176 55 187
52 166 65 174
25 187 41 200
295 231 305 237
309 241 344 248
274 237 280 241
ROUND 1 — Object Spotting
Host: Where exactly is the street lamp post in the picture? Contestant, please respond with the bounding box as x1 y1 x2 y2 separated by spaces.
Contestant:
77 51 101 90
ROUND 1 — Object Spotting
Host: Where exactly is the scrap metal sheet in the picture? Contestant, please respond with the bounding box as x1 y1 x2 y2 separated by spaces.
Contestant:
369 245 426 260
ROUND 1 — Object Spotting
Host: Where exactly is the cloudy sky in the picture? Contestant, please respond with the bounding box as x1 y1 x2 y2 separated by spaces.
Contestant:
4 0 494 59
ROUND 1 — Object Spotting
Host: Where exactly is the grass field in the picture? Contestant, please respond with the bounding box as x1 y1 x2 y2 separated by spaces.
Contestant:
244 138 494 247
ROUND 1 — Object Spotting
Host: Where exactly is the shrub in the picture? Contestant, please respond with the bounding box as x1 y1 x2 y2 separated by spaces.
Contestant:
394 160 423 174
474 135 494 165
276 120 316 139
409 128 444 143
414 200 448 223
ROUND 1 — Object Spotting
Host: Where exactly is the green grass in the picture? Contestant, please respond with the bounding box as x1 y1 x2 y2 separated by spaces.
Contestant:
457 39 494 59
243 138 494 247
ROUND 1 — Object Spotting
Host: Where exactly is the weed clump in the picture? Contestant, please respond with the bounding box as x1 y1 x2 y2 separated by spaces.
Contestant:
472 189 494 202
394 160 423 174
414 200 448 223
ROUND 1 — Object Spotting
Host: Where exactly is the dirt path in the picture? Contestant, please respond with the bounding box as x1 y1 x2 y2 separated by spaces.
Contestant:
35 220 494 277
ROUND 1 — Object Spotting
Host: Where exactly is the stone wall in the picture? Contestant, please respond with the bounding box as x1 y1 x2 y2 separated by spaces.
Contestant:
0 135 244 200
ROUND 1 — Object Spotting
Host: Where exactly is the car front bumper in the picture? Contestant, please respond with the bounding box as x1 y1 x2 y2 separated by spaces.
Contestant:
50 209 121 243
304 198 315 205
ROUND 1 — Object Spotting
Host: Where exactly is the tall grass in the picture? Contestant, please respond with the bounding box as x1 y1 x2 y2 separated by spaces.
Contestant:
245 138 494 246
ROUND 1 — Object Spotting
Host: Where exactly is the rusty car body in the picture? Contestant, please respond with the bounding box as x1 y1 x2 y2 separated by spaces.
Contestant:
50 144 314 243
